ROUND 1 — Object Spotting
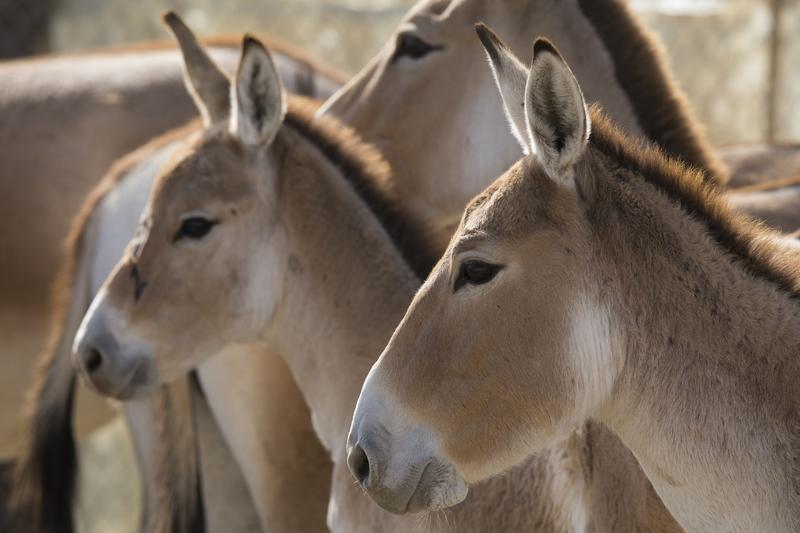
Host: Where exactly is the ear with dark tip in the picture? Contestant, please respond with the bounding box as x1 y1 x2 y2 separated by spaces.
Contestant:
230 35 286 147
162 11 230 126
525 38 590 181
475 23 532 153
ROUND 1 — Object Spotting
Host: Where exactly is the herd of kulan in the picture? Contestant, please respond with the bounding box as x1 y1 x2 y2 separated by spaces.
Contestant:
4 1 800 532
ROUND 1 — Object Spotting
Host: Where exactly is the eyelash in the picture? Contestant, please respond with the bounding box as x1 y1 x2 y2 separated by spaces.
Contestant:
174 217 218 242
391 32 442 62
454 260 502 292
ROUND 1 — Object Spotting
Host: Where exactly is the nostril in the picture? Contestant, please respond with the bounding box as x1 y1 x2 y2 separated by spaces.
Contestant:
357 452 370 484
85 349 103 373
348 443 370 486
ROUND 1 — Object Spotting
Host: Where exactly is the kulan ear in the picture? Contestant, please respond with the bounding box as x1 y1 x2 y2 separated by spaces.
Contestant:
230 35 286 147
475 23 532 154
525 38 590 181
163 12 230 126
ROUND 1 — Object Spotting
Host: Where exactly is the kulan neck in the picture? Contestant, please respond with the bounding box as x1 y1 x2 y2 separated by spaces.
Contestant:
265 127 419 455
591 182 800 531
260 125 425 531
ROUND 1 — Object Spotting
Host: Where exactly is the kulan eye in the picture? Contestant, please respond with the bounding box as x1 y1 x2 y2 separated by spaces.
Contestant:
174 216 218 242
391 32 442 62
454 260 503 292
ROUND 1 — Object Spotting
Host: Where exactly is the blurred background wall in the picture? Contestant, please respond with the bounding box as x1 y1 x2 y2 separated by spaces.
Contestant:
0 0 798 144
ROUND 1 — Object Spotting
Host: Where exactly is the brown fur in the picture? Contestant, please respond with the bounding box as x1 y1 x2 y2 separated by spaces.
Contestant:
576 0 728 185
0 34 342 310
84 64 578 532
25 98 331 533
73 11 695 532
360 78 800 530
286 98 682 530
576 108 800 530
324 0 739 253
11 34 346 87
584 106 800 296
29 8 800 533
81 36 683 531
28 105 340 533
284 96 439 277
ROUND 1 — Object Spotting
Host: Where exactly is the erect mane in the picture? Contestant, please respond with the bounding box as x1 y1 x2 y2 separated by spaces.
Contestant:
283 95 439 278
586 105 800 299
576 0 729 187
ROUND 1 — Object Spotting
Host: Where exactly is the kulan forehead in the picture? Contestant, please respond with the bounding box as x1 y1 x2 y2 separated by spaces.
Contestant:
153 131 250 204
462 157 558 236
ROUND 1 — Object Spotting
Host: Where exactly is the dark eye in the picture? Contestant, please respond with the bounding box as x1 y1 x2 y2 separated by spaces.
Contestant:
454 260 502 292
174 216 217 242
391 32 442 62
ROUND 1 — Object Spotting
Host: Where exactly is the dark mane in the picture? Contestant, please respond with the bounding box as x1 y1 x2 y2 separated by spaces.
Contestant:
283 95 440 278
577 0 729 187
586 105 800 299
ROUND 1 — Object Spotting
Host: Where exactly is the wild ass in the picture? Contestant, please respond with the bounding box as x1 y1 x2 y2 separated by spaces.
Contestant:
0 0 793 315
2 38 345 523
16 1 800 531
8 19 337 533
0 34 343 318
11 2 694 530
349 29 800 532
321 0 800 236
69 26 682 533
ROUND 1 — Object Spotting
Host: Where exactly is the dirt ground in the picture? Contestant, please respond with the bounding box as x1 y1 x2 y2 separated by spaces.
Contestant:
0 302 115 459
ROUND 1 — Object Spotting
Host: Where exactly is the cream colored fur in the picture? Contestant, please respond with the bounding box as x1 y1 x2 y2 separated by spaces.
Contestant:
353 33 800 532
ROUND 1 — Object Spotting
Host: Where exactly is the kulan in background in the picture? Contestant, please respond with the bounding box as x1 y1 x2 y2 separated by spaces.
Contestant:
1 0 800 144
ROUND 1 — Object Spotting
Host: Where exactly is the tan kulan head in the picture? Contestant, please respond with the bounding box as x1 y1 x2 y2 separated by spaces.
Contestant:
72 14 291 398
344 27 606 514
346 23 769 516
321 0 723 241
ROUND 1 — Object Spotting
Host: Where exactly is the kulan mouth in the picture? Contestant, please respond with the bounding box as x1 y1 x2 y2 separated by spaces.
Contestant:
113 378 143 401
115 360 156 399
92 358 155 400
406 458 469 513
403 460 433 513
369 460 433 515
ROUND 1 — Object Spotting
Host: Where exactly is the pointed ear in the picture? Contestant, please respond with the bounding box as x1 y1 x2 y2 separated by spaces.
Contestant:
475 23 532 154
162 12 230 126
230 36 286 147
525 38 590 181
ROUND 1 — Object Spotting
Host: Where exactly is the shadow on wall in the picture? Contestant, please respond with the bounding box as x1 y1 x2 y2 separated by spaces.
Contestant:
0 0 54 58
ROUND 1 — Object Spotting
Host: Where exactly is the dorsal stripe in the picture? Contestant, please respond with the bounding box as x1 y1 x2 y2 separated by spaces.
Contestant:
577 0 728 186
282 95 439 279
587 106 799 299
